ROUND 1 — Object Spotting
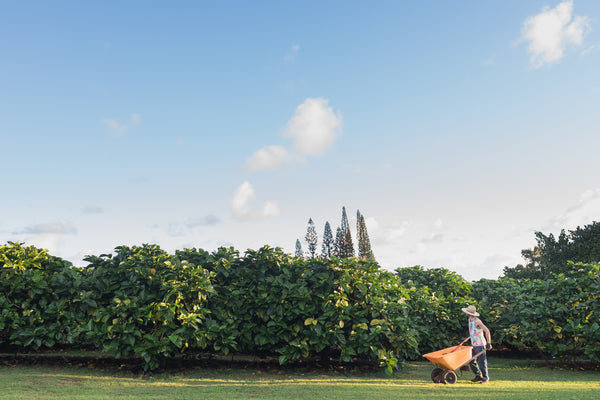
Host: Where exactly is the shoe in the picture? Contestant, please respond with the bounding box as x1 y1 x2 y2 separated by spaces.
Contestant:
471 375 483 382
481 380 490 384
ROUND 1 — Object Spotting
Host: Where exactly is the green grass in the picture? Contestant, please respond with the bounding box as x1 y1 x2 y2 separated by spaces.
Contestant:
1 357 598 400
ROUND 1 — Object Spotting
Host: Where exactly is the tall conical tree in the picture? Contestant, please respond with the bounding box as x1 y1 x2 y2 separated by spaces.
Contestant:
321 221 334 258
334 227 344 257
295 239 304 258
305 218 318 258
357 210 375 261
338 206 354 258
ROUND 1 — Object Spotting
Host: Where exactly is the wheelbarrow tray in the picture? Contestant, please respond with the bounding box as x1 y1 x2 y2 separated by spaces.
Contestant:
422 345 472 371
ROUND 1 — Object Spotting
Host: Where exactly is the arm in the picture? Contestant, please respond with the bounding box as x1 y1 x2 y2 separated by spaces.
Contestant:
476 319 492 347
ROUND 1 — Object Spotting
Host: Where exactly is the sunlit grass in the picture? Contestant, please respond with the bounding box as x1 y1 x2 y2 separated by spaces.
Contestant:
1 357 598 400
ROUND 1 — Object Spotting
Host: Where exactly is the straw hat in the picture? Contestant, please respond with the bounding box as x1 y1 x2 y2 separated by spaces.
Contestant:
461 305 479 317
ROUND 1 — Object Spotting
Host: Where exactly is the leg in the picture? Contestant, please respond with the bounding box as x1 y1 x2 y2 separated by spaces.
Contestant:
469 345 483 378
477 350 488 381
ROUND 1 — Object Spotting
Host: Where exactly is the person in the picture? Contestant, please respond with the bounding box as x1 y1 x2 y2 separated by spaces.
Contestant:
462 305 492 384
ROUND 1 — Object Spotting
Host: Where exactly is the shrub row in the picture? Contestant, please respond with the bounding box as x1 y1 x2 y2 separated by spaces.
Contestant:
1 242 474 371
473 262 600 363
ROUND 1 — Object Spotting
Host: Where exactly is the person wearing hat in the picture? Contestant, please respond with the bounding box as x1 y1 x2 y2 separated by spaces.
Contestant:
462 305 492 384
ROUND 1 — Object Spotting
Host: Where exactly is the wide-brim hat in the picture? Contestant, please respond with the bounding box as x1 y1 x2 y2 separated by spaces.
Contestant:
461 305 479 317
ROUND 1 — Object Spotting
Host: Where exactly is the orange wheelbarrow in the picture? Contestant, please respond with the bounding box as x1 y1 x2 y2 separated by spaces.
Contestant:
422 339 486 384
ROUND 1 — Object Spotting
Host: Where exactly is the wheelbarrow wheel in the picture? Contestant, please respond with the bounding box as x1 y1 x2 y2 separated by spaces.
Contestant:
431 367 443 383
442 370 457 385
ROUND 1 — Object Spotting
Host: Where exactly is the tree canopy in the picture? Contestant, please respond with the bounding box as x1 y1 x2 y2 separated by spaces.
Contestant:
503 221 600 279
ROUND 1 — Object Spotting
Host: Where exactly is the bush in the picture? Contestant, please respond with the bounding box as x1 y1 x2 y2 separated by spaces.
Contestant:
473 262 600 362
80 244 214 370
0 242 81 350
180 246 419 373
396 266 476 354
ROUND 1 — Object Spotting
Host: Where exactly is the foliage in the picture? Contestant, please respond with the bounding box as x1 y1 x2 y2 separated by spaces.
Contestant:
504 221 600 279
180 246 418 372
334 227 344 257
294 239 304 258
0 242 81 350
395 266 476 353
356 210 375 261
321 221 334 258
336 207 354 258
305 218 318 258
474 262 600 363
4 239 599 372
80 244 214 370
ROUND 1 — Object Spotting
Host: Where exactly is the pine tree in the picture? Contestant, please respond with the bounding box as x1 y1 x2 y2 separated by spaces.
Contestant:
334 227 344 257
356 210 375 261
295 239 304 258
338 207 354 258
321 221 334 258
305 218 318 258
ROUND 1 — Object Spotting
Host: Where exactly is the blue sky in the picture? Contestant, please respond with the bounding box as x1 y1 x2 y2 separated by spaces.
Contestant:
2 1 599 280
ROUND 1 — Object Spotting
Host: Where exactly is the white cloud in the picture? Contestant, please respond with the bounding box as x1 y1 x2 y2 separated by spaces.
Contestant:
82 205 103 214
284 43 300 63
368 219 410 246
567 188 600 213
186 215 220 228
244 98 342 172
16 221 77 235
521 0 590 68
582 44 599 56
102 113 141 135
261 201 280 218
422 233 444 244
230 181 280 220
12 222 77 260
541 188 600 231
283 97 343 157
365 217 379 232
166 215 220 237
481 55 496 67
412 242 427 254
245 145 292 172
24 234 65 256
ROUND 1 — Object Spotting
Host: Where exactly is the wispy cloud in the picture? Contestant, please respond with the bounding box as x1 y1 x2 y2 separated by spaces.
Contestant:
566 188 600 213
521 0 590 68
245 98 342 172
15 221 77 235
422 233 444 244
165 215 221 237
368 218 410 246
82 205 103 214
186 215 220 228
230 181 280 220
284 43 300 63
102 113 141 136
541 188 600 232
481 55 495 67
582 44 599 56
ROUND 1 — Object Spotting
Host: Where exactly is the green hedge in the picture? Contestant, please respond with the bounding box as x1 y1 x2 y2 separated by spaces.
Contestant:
79 244 215 370
5 241 598 371
395 266 476 354
0 242 81 349
473 262 600 363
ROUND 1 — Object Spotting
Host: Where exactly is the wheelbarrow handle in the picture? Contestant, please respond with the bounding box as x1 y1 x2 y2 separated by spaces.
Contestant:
449 337 471 353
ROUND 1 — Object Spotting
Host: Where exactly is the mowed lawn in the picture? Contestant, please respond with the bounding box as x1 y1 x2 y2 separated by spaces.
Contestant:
1 357 598 400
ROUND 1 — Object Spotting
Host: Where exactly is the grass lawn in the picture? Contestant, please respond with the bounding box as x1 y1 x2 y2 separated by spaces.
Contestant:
1 356 598 400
